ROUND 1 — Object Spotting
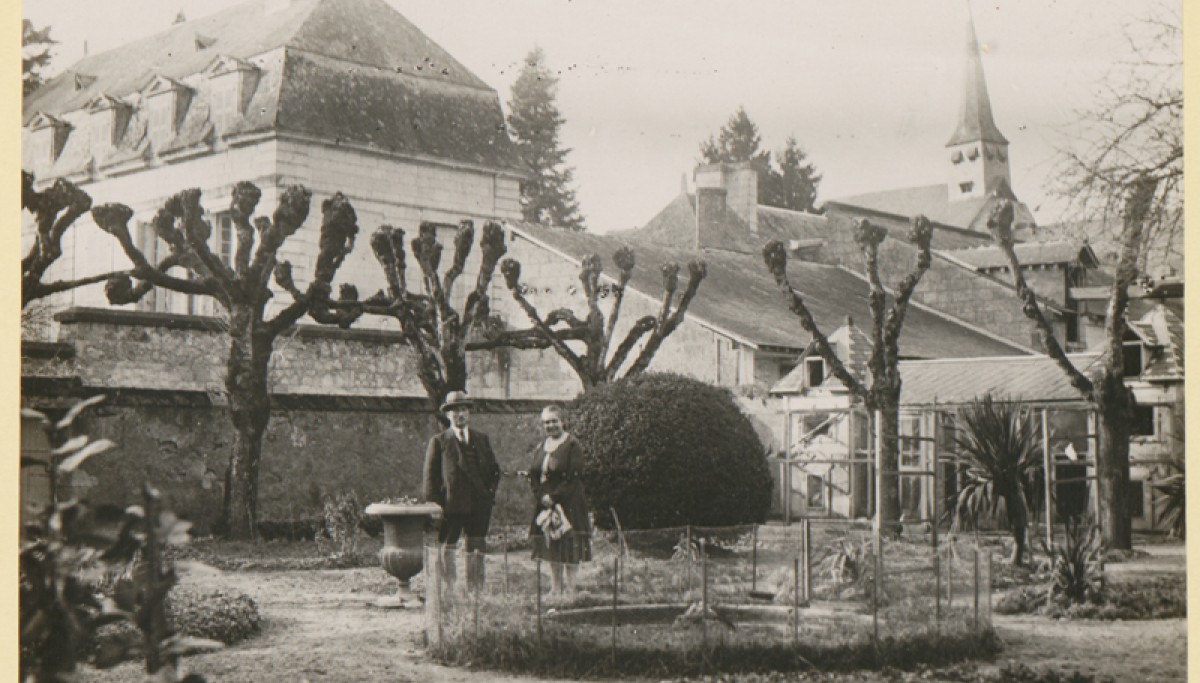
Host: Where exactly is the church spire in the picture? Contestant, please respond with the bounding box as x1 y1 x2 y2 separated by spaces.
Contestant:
946 3 1012 201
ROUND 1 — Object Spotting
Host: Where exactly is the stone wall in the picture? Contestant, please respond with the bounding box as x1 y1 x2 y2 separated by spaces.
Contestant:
35 394 546 535
43 307 577 402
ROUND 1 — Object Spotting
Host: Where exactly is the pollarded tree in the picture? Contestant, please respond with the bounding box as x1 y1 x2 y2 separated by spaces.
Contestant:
507 46 585 231
92 183 359 539
22 172 128 309
763 216 934 532
347 220 508 420
495 248 706 389
987 178 1157 551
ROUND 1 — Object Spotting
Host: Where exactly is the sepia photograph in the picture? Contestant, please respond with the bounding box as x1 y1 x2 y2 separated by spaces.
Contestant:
18 0 1184 680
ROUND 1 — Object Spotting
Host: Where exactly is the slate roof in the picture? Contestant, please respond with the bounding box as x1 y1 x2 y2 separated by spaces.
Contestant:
23 0 522 175
613 192 829 255
896 354 1103 407
941 241 1099 270
510 222 1028 359
826 184 1036 239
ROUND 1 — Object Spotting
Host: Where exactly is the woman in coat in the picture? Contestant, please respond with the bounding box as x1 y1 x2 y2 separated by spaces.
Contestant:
528 404 592 593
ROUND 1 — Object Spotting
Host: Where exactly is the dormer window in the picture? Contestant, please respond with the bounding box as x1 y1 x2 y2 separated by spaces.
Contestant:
202 55 259 130
194 33 216 51
85 95 131 152
27 112 71 165
1122 337 1144 377
141 75 192 141
805 356 825 388
74 73 96 92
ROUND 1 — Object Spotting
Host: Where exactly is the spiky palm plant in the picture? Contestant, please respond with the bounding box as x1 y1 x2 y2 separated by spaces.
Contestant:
1152 458 1185 539
1048 517 1104 605
952 395 1044 565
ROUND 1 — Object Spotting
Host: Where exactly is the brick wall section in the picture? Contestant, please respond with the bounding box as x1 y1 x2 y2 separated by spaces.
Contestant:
816 210 1060 350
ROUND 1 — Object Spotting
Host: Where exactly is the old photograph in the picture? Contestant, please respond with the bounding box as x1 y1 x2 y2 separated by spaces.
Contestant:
19 0 1184 680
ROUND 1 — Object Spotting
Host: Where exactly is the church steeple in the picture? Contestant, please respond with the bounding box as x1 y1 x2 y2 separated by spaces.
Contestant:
946 5 1012 201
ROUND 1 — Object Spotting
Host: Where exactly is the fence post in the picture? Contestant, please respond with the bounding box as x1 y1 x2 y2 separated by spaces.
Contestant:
536 558 543 641
986 552 993 627
803 519 812 604
686 525 694 593
751 524 759 593
792 556 800 645
1042 408 1054 550
503 524 510 597
435 544 444 648
946 541 953 607
611 555 619 669
700 538 708 650
972 548 980 633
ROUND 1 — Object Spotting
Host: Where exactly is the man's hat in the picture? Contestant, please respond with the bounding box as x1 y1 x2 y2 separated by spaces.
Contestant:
440 391 473 413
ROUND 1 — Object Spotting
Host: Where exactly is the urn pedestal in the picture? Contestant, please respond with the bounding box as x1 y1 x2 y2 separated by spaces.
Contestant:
364 502 442 609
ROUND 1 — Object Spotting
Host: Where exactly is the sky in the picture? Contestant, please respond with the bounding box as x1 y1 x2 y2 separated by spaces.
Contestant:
22 0 1176 234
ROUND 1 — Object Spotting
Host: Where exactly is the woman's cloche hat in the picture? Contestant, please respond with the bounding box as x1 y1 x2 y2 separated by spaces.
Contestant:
440 390 473 413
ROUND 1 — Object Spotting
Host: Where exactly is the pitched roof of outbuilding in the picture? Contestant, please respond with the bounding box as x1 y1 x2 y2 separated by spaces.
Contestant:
897 354 1103 407
509 222 1029 359
941 241 1099 270
23 0 522 175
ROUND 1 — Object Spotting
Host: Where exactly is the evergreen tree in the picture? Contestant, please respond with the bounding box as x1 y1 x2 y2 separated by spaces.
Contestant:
23 20 56 97
762 136 822 213
506 46 585 231
699 107 822 213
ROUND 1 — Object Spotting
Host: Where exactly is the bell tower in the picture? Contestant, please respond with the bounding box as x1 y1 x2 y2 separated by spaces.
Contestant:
946 7 1012 201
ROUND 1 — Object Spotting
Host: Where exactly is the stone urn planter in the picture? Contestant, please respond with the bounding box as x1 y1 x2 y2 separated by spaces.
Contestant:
364 502 442 608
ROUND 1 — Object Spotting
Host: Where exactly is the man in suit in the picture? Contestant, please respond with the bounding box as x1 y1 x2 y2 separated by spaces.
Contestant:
423 391 501 592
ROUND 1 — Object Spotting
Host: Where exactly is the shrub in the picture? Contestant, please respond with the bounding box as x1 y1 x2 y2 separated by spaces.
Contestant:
570 373 772 529
1048 519 1104 605
167 588 262 645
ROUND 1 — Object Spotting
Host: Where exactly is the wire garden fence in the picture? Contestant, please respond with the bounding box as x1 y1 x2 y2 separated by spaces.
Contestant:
419 519 994 660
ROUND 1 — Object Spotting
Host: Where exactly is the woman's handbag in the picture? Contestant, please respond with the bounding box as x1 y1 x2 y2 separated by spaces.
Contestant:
536 503 573 541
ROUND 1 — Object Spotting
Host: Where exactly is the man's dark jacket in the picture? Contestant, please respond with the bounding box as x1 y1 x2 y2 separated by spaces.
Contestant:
423 428 501 514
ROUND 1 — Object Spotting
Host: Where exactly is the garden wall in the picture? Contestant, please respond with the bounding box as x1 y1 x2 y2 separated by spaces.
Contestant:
29 387 548 536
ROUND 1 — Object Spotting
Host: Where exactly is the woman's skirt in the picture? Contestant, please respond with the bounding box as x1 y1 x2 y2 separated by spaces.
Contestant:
531 529 592 565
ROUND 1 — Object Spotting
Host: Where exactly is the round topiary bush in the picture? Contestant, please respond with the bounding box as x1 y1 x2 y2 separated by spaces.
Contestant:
167 588 262 645
570 372 772 529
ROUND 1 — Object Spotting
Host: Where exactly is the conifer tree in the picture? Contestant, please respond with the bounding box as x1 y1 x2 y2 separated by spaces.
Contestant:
506 46 585 231
23 20 56 96
700 107 822 213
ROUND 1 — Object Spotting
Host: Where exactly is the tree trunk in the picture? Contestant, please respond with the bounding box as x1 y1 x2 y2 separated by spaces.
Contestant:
222 310 273 540
1096 377 1133 550
875 405 902 535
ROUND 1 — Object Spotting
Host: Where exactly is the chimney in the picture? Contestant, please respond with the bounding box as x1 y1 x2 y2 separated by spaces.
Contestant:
724 162 758 235
695 186 726 250
692 162 758 249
